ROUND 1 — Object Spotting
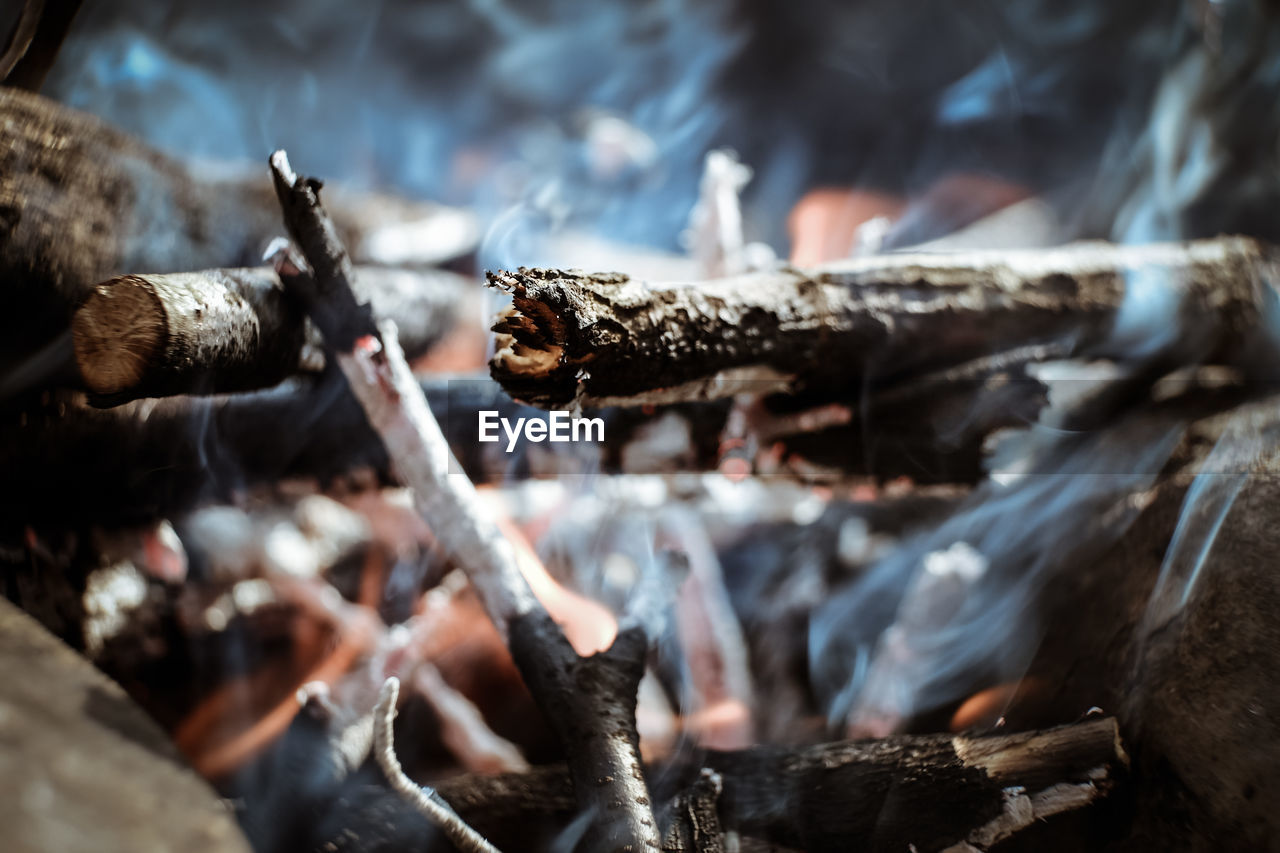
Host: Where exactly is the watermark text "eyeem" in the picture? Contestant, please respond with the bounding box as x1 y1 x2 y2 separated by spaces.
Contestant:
478 411 605 452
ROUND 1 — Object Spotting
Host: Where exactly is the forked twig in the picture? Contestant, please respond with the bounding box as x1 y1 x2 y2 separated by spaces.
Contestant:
269 149 664 850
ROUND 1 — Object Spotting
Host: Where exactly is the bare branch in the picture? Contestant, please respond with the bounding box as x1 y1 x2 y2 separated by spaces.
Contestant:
269 149 665 851
373 678 502 853
489 238 1280 408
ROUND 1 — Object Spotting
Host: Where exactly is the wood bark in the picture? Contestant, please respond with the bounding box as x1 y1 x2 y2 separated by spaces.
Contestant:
433 717 1126 852
71 265 467 400
0 88 477 387
270 149 665 852
489 238 1280 408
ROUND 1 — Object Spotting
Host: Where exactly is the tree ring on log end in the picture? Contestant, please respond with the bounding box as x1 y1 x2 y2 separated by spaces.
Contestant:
72 275 166 394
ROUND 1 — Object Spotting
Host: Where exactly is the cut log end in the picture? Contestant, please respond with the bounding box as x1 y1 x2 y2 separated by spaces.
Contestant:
485 240 1280 411
71 276 166 395
491 305 565 384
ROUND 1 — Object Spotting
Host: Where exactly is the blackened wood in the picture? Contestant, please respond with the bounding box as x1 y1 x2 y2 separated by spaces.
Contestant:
271 149 665 852
269 152 376 351
489 238 1280 408
436 717 1126 852
71 265 468 400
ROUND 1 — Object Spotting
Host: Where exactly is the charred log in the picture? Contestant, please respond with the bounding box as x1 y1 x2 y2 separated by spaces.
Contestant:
71 265 468 401
489 238 1280 409
432 717 1126 852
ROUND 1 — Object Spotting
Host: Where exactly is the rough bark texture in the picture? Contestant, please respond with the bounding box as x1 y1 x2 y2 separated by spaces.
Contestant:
0 596 251 853
489 238 1280 408
508 614 658 851
73 268 309 399
436 717 1125 852
0 88 476 389
71 265 468 400
271 150 665 852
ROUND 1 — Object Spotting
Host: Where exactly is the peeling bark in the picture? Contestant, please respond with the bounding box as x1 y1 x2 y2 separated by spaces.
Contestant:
489 239 1280 408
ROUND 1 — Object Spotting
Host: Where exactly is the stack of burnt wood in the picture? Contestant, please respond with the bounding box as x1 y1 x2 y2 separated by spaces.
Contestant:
6 81 1280 853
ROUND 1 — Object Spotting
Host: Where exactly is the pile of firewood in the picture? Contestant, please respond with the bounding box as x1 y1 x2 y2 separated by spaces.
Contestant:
6 26 1280 853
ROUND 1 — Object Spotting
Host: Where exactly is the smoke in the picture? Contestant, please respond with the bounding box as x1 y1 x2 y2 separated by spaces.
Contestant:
42 0 1280 750
49 0 1279 260
808 1 1280 735
810 411 1184 730
46 0 748 260
1141 404 1280 634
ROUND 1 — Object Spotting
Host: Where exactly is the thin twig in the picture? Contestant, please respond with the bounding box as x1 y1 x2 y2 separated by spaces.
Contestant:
269 149 665 850
373 678 503 853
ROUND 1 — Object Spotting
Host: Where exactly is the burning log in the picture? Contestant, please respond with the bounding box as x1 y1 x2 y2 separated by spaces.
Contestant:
0 88 478 384
0 367 1001 529
434 716 1126 852
489 238 1280 408
71 265 469 401
269 149 669 850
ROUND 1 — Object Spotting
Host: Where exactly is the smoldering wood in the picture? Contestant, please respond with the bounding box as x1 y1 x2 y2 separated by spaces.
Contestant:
660 769 726 853
270 158 379 352
4 366 1251 532
271 149 666 851
984 392 1280 851
0 375 536 525
753 344 1057 483
0 88 477 387
71 265 468 400
0 367 1190 533
431 717 1125 852
488 238 1280 409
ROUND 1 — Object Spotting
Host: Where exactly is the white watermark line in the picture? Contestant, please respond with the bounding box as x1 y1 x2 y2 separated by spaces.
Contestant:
477 410 605 452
